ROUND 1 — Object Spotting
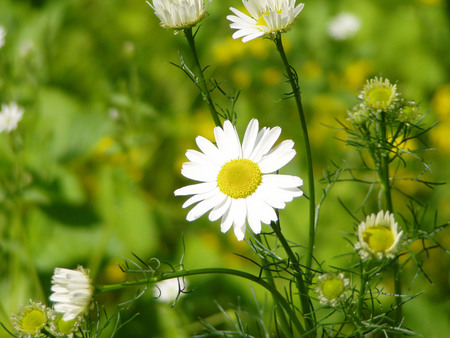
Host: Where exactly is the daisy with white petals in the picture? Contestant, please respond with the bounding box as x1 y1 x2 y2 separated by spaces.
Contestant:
0 102 24 133
147 0 211 30
175 119 303 241
227 0 305 43
355 210 403 260
50 266 93 321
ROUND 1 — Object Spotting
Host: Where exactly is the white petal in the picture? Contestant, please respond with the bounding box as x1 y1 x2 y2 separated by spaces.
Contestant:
242 119 259 158
262 174 303 189
209 195 232 221
246 196 262 234
186 191 226 221
174 182 217 196
181 162 219 182
258 140 296 173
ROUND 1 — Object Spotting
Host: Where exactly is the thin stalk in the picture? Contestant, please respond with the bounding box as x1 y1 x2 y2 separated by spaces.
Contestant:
96 267 305 336
184 27 222 127
255 234 293 337
271 220 315 337
376 111 402 328
273 34 316 275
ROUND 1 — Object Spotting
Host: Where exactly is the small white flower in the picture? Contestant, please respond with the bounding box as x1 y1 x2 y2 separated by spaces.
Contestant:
315 273 350 307
147 0 211 29
0 26 6 48
0 102 24 133
327 13 361 41
175 119 303 241
154 278 188 303
50 266 93 321
227 0 305 43
354 210 403 260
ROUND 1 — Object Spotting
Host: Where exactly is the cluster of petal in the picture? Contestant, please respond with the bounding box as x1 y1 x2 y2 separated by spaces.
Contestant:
354 210 403 260
227 0 305 42
50 266 93 321
154 278 188 304
175 119 303 241
0 26 6 48
314 273 350 307
11 301 48 336
0 102 24 133
147 0 211 29
328 13 361 40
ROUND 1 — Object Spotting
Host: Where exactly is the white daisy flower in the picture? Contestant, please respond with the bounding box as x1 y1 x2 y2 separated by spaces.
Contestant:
227 0 305 43
147 0 211 30
0 102 24 133
354 210 403 260
175 119 303 241
0 26 6 49
327 13 361 41
50 266 93 321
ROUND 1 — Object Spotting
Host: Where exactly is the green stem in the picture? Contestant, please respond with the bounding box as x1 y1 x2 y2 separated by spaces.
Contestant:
184 27 222 127
96 267 305 336
376 111 402 329
255 234 293 337
271 221 315 337
273 34 316 275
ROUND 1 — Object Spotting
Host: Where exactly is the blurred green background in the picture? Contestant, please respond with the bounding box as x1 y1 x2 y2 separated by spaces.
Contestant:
1 0 449 336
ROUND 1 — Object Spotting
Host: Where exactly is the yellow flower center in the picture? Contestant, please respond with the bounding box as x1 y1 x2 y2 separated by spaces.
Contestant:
217 159 262 199
21 309 46 334
256 9 282 27
322 277 345 300
363 226 395 252
366 87 394 109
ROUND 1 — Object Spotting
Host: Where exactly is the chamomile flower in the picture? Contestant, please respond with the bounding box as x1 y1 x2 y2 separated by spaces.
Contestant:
154 278 188 304
355 211 403 260
358 77 399 111
315 273 350 306
48 313 81 337
327 13 361 41
11 301 49 337
50 266 93 321
147 0 211 30
175 119 303 241
0 102 24 133
227 0 305 43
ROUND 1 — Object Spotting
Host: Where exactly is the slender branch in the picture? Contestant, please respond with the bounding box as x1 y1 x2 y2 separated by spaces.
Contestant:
273 33 316 275
96 267 305 335
377 111 403 330
271 221 315 337
183 27 222 127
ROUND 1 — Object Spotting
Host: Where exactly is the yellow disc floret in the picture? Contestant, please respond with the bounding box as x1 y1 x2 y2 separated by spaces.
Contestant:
362 226 395 252
20 309 46 334
321 277 345 300
360 77 398 110
217 159 262 199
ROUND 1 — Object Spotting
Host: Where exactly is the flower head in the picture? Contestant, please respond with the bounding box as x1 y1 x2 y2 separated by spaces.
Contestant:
0 102 24 133
358 77 399 111
175 119 303 241
12 301 49 337
227 0 305 42
147 0 211 30
315 273 350 306
154 278 188 304
49 313 81 337
347 102 370 125
328 13 361 41
50 266 93 321
355 210 403 260
0 26 6 48
397 100 422 124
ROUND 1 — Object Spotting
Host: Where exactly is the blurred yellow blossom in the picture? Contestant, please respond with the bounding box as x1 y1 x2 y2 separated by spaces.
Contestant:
262 67 282 86
232 68 252 88
344 59 374 91
301 60 323 79
431 83 450 121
